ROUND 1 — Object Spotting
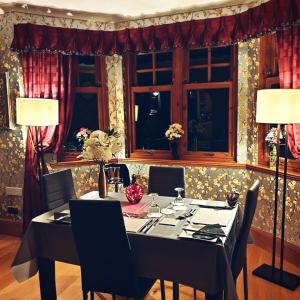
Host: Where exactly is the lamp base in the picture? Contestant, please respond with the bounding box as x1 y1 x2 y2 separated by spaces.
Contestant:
253 264 300 290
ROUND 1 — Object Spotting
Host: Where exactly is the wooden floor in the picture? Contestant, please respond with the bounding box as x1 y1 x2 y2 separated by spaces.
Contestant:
0 234 299 300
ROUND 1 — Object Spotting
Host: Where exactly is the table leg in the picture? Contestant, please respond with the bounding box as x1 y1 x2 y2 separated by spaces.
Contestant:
205 291 223 300
37 257 57 300
173 282 179 300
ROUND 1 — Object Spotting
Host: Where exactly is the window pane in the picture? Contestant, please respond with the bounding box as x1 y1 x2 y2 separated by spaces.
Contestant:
156 52 172 68
134 91 170 150
211 67 231 82
189 68 208 83
187 88 229 152
190 49 208 66
136 54 153 70
78 56 96 71
156 71 172 85
79 73 97 87
211 46 231 64
65 93 99 151
137 72 153 86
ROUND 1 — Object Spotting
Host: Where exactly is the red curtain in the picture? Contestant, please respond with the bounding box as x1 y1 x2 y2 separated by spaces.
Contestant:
21 52 74 231
11 0 300 55
276 25 300 160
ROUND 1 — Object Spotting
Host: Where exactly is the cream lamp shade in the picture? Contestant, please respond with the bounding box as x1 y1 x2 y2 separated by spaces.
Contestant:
256 89 300 124
16 98 59 126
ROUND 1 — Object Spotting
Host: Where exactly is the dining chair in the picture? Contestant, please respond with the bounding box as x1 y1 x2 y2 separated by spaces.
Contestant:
69 199 156 300
231 179 260 300
148 166 185 197
148 166 185 300
42 169 76 211
193 180 260 300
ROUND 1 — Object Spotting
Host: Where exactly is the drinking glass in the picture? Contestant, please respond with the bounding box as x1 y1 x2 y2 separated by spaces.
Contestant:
147 193 162 218
226 191 239 207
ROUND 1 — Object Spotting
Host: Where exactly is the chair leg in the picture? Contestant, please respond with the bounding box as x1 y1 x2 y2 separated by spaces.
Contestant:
173 282 179 300
243 258 248 300
83 290 88 300
193 288 197 300
160 280 166 300
90 291 94 300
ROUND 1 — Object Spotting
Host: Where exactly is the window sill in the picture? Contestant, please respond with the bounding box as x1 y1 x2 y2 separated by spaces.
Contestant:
50 158 300 181
246 164 300 181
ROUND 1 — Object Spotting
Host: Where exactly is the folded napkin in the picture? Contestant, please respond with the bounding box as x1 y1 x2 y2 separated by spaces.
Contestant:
192 223 226 238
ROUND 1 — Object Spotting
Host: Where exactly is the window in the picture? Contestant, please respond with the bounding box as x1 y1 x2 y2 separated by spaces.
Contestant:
124 46 237 161
60 55 108 161
258 34 299 172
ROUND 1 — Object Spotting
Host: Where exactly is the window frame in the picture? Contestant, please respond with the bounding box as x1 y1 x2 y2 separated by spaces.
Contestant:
123 45 237 162
58 55 109 162
258 34 300 172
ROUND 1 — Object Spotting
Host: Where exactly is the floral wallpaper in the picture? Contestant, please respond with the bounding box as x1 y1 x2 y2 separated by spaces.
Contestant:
0 5 299 247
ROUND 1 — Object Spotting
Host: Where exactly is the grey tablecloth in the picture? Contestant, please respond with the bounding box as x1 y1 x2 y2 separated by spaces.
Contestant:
12 193 240 300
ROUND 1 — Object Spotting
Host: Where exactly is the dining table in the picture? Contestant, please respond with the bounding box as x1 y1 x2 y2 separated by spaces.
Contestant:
11 191 241 300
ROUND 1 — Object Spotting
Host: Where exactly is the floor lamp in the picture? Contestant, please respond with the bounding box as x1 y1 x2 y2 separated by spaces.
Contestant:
16 98 59 211
253 89 300 290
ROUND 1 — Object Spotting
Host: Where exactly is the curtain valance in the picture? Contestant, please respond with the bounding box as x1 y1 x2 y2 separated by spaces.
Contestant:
11 0 300 55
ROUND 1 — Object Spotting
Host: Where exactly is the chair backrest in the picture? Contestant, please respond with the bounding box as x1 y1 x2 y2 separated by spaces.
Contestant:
69 199 139 296
42 169 76 211
148 166 185 197
231 180 260 279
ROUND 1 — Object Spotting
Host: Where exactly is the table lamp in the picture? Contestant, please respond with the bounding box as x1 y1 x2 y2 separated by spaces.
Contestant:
16 98 59 210
253 89 300 290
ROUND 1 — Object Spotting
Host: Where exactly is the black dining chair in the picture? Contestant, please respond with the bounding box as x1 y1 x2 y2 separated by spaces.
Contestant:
193 180 260 300
69 199 156 300
231 180 260 300
148 166 185 197
42 169 76 211
148 166 185 300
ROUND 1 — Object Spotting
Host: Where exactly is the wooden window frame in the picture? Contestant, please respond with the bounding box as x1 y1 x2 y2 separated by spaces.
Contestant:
58 55 109 162
124 45 237 162
258 34 300 172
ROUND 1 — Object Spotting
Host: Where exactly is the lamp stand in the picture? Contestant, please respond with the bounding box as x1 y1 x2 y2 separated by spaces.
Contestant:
253 125 300 290
34 126 46 212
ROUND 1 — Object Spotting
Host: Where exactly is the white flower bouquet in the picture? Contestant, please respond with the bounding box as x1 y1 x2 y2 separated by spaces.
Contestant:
79 129 122 162
165 123 184 141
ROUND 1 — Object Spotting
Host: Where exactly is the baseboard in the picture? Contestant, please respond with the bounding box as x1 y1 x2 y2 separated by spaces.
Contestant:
251 227 300 268
0 219 22 237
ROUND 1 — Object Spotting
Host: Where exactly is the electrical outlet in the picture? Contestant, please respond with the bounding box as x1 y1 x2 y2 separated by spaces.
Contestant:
7 206 19 215
5 186 23 196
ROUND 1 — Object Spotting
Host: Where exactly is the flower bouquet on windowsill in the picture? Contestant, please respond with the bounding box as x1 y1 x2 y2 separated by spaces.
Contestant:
78 128 122 198
75 127 91 151
165 123 184 160
265 127 283 169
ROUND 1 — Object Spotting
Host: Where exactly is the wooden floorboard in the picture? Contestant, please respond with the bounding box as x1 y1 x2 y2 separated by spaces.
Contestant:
0 234 299 300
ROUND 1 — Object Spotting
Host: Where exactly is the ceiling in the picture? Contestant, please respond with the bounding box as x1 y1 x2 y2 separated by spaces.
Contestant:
0 0 257 18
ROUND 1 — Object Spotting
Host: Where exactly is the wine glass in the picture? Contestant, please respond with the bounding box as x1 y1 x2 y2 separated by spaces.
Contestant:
172 187 188 211
147 193 162 218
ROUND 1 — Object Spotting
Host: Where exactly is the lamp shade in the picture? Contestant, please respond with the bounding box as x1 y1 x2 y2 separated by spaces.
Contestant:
256 89 300 124
16 98 59 126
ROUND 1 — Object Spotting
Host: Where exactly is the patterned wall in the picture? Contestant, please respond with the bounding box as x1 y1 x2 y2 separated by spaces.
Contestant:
0 6 299 246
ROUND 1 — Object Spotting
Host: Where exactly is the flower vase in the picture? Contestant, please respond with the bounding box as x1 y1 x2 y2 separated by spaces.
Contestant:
269 144 277 169
98 161 107 198
170 142 179 160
